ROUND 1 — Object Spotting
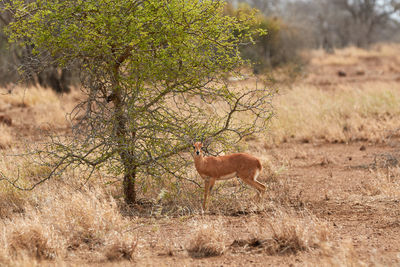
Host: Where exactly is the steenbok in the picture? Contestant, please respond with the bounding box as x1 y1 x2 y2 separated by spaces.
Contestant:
192 142 266 210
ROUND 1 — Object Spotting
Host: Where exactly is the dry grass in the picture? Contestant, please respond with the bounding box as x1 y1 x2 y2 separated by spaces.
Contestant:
0 124 14 149
0 86 79 130
0 182 27 219
9 226 56 261
187 211 335 259
310 43 400 66
269 82 400 144
231 210 332 256
265 211 330 255
104 241 137 261
361 165 400 198
0 153 31 219
186 222 226 258
231 44 400 146
0 180 137 264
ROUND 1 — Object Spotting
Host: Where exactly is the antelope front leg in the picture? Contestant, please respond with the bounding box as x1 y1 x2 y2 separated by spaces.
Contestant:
203 177 213 211
209 178 215 195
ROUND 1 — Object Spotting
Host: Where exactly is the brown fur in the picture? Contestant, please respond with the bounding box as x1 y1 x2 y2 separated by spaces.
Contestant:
192 142 266 210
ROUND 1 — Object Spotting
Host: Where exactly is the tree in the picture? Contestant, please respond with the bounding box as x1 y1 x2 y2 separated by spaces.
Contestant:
4 0 273 204
0 0 74 92
237 0 400 50
225 2 305 72
332 0 400 47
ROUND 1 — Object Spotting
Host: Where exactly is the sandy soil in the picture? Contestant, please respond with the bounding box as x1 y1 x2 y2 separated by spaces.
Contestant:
127 140 400 266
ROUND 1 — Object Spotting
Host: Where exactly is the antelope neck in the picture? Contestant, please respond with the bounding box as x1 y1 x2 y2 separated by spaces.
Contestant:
194 154 205 171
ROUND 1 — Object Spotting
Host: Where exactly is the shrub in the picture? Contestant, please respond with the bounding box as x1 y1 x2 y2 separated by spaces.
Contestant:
226 3 306 73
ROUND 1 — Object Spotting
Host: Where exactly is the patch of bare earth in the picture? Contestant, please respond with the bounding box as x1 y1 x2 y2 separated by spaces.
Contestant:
125 140 400 266
271 140 400 265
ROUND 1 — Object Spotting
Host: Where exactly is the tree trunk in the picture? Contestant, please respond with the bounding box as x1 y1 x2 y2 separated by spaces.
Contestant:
123 164 136 204
112 52 136 204
114 102 137 204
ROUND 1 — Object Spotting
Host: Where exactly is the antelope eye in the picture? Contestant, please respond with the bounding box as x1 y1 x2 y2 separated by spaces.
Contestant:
192 146 195 149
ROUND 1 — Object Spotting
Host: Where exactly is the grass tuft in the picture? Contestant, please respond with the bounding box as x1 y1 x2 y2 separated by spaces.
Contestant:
231 210 331 255
104 240 137 261
187 224 226 258
9 227 56 260
0 183 27 219
266 212 331 254
0 125 13 149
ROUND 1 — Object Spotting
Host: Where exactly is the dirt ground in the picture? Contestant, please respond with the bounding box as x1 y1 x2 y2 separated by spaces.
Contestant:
129 45 400 266
127 140 400 266
272 141 400 265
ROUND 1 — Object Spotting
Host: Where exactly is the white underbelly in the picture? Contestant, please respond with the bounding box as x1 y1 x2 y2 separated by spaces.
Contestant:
218 172 237 180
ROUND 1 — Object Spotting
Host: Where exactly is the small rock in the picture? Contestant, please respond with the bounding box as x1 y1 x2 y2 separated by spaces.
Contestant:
0 114 12 126
356 70 365 76
360 145 366 151
301 138 310 144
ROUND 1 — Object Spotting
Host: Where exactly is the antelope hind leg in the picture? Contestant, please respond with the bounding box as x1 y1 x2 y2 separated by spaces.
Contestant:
242 179 266 199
